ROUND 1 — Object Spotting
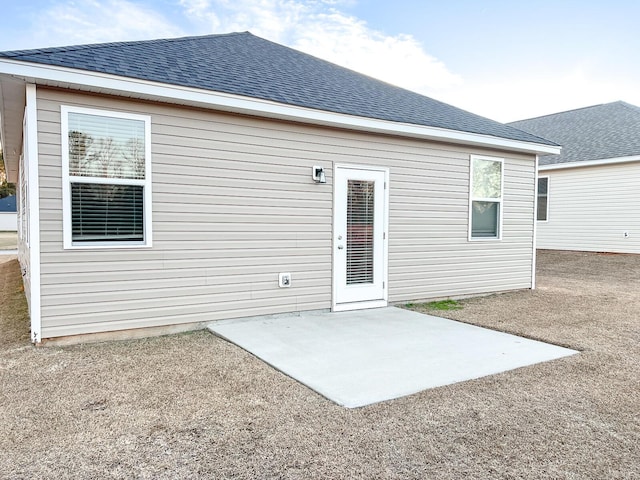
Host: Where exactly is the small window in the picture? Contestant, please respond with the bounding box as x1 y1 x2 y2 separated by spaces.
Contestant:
62 107 152 248
537 177 549 221
469 156 503 240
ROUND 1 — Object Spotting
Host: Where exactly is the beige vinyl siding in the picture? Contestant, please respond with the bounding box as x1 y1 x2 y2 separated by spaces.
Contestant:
37 89 336 338
537 162 640 253
36 87 536 339
389 156 535 301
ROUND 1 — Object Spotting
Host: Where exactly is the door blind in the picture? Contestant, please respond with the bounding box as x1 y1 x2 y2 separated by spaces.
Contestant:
347 180 374 284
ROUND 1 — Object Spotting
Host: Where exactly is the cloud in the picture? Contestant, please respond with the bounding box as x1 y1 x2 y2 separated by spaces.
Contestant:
290 12 461 93
178 0 221 30
14 0 461 99
178 0 463 94
29 0 184 48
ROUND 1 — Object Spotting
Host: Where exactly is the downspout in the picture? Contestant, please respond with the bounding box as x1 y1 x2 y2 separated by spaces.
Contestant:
25 84 42 343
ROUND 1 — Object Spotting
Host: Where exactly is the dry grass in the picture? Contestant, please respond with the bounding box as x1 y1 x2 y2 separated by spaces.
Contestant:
1 250 639 479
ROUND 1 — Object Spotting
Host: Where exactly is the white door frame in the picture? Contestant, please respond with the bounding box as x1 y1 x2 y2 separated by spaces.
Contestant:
332 164 389 312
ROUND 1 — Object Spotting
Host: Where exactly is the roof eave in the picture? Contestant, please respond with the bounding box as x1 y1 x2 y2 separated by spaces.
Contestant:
0 58 561 157
0 74 27 183
539 154 640 171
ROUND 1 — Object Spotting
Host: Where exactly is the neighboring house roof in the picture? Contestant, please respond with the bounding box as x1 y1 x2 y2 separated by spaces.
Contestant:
0 195 16 212
0 32 555 147
509 101 640 167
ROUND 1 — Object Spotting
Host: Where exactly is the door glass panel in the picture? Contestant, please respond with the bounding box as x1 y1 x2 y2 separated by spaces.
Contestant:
347 180 374 284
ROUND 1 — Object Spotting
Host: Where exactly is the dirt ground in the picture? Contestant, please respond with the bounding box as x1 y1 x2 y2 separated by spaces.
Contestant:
1 250 638 479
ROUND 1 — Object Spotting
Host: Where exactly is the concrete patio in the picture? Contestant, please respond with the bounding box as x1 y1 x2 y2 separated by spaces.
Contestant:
208 306 577 408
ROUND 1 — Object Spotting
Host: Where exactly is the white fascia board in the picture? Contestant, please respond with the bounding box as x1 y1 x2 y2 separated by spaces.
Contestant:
0 58 561 155
539 154 640 171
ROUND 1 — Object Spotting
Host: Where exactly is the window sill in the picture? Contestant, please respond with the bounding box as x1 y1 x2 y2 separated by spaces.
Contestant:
64 241 153 250
468 236 502 242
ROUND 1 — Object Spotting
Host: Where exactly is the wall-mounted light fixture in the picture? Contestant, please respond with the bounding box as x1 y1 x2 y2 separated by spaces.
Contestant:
312 166 326 184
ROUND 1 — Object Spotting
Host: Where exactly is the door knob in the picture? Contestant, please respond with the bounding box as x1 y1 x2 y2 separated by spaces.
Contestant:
337 245 344 249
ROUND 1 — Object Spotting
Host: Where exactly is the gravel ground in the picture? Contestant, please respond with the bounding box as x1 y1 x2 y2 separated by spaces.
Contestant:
1 250 639 479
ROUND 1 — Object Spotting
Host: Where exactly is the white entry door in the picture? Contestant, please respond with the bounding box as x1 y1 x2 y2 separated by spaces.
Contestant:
333 165 388 310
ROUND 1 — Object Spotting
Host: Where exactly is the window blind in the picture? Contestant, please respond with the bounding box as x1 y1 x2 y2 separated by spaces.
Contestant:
71 183 144 242
347 180 375 284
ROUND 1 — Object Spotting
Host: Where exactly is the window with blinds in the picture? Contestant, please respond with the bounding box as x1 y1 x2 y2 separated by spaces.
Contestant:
346 180 375 284
63 107 151 247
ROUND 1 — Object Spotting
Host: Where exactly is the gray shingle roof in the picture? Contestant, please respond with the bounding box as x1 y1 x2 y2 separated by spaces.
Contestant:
0 32 555 147
509 101 640 166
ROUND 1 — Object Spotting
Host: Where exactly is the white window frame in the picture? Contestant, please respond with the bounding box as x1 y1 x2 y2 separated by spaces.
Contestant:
536 176 549 222
61 105 153 249
468 155 504 241
18 153 29 246
20 109 31 247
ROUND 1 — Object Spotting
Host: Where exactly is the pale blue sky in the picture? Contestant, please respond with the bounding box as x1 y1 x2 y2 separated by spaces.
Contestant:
1 0 638 122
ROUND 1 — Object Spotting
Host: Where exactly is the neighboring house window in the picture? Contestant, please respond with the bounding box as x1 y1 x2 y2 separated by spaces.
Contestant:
537 176 549 221
62 106 152 248
469 155 503 239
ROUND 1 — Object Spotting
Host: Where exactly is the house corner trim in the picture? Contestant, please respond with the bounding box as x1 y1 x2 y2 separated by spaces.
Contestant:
25 84 42 343
531 155 539 290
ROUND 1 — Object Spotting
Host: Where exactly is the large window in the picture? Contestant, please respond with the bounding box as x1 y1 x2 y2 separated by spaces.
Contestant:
62 107 152 248
537 176 549 221
469 156 503 240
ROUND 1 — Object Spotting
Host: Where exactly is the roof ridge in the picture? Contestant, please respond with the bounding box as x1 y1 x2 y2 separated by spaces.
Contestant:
616 101 640 115
505 125 559 146
509 102 624 124
0 31 251 58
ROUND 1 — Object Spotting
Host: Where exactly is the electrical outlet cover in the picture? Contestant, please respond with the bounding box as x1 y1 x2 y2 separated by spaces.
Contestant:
279 273 291 288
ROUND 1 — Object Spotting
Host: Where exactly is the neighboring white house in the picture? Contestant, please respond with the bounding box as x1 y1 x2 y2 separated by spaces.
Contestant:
0 33 559 344
510 102 640 254
0 194 17 231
